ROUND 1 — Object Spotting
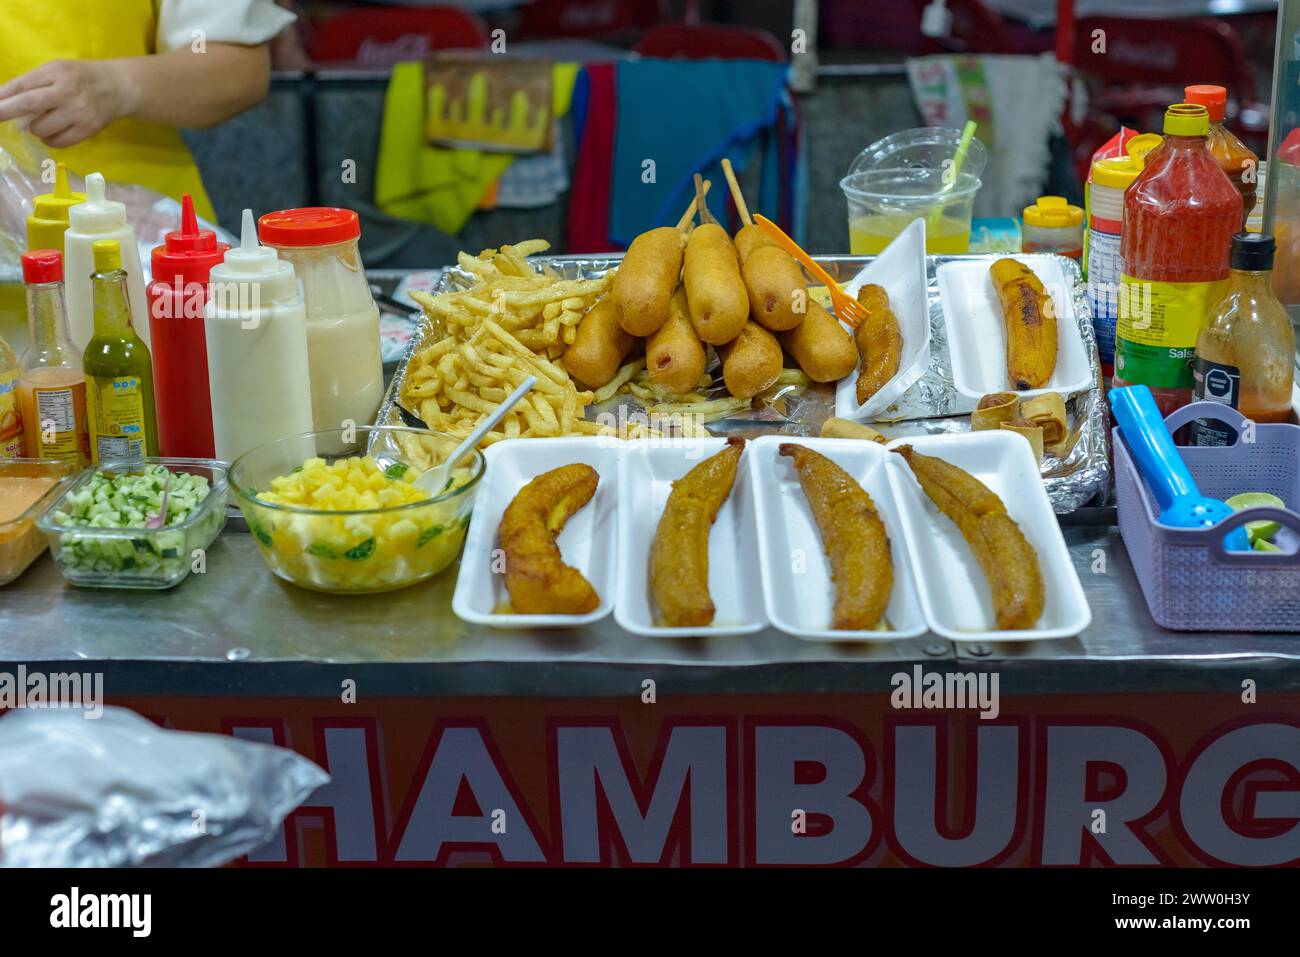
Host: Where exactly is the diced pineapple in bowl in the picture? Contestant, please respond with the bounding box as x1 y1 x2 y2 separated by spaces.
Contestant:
229 427 484 594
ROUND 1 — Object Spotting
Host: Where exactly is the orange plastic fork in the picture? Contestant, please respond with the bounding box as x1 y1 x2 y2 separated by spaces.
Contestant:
753 214 867 328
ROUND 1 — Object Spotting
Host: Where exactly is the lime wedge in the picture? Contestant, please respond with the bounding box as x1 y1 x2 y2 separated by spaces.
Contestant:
1226 492 1287 543
1253 538 1282 552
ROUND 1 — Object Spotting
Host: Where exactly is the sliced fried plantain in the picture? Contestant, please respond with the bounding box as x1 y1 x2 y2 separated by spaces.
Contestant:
499 463 600 614
780 444 892 630
650 438 745 627
893 445 1044 629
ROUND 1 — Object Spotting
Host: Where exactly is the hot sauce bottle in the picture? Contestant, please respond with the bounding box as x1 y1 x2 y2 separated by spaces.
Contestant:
1113 104 1243 416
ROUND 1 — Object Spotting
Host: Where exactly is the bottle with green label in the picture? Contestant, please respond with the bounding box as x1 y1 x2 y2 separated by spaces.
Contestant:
83 239 158 463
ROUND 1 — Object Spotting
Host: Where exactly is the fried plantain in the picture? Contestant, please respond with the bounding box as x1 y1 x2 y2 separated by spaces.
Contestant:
499 463 600 614
854 283 903 404
650 438 745 627
780 444 893 630
989 258 1057 390
893 445 1045 629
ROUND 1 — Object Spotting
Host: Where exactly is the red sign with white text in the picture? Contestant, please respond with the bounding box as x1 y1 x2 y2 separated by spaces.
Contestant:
109 691 1300 867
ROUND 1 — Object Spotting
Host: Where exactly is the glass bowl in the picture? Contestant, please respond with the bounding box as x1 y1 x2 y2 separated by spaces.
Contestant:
0 458 81 586
35 457 229 590
228 426 485 594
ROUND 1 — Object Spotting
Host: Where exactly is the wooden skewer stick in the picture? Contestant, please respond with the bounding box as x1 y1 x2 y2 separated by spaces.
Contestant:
674 179 712 231
693 173 716 226
720 158 752 227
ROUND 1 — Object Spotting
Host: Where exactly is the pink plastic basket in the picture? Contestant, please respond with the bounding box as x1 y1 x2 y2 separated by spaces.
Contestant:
1114 401 1300 633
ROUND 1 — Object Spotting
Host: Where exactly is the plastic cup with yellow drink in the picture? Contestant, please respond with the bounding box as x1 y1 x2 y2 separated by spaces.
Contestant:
840 126 987 255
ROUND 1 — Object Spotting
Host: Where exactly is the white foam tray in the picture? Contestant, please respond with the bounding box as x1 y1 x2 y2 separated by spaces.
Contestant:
884 430 1092 641
452 437 619 628
936 254 1093 400
615 438 766 637
748 436 927 642
834 218 932 422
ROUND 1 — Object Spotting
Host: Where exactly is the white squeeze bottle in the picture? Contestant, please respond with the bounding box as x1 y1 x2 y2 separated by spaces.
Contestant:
205 209 314 462
64 173 150 353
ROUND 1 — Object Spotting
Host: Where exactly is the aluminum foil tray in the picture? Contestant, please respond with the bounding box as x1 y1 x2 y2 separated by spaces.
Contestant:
375 254 1109 513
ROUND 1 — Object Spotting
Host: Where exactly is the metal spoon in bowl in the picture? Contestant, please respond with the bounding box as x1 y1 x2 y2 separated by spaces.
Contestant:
412 374 537 497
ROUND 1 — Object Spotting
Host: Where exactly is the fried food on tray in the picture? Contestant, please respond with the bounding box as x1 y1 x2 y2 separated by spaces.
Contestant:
734 224 808 332
683 223 749 345
893 445 1044 629
778 300 857 383
1000 418 1045 462
1019 391 1067 449
650 438 745 627
647 287 708 395
853 283 903 404
404 240 613 443
780 444 893 630
989 258 1058 390
971 391 1019 430
563 296 639 389
820 417 888 443
718 320 783 400
612 226 685 336
498 464 600 615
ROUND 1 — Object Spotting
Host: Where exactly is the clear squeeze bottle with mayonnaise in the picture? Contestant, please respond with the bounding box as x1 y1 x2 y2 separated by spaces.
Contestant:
205 209 314 463
18 250 89 466
65 173 150 353
258 208 383 431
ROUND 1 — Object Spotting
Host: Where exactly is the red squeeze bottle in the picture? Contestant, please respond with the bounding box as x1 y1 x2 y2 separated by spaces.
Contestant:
147 195 228 458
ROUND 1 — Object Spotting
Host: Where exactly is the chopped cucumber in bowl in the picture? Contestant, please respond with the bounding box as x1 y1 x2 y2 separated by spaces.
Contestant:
37 461 229 589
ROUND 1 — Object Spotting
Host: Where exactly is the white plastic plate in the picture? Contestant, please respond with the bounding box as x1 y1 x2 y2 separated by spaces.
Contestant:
615 438 766 637
884 431 1091 641
452 437 619 628
834 217 932 422
936 254 1092 400
748 436 927 642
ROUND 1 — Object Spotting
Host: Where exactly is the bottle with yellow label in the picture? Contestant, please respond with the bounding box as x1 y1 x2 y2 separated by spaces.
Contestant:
83 240 158 463
18 250 89 466
0 330 23 460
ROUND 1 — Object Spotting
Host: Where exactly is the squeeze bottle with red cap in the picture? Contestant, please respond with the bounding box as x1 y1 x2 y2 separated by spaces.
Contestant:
258 208 383 431
205 210 313 462
17 251 89 466
25 163 85 253
1184 84 1258 229
64 173 150 353
147 195 229 458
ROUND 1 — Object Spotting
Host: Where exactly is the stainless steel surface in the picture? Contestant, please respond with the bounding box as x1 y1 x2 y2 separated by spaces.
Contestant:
2 523 1298 693
378 253 1109 513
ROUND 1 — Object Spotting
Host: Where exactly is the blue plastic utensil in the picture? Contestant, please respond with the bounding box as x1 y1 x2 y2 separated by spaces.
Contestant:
1109 385 1250 552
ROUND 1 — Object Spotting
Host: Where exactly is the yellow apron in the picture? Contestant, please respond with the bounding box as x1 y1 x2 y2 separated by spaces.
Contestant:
0 0 217 223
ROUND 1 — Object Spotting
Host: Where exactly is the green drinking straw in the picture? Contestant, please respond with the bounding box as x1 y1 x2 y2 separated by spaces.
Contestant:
928 120 978 229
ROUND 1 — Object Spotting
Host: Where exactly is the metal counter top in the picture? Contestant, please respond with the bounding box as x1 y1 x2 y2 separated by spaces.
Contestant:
2 522 1298 697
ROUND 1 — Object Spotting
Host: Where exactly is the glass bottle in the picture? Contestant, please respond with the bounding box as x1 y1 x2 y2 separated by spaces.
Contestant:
17 250 89 465
1192 232 1296 445
83 240 158 463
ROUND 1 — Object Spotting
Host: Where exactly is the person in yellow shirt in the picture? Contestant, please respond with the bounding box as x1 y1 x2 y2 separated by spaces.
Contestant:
0 0 297 225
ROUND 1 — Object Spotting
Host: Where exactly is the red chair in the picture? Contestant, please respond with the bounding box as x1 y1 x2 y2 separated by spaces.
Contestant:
1069 15 1269 180
517 0 667 41
633 22 787 62
305 5 488 66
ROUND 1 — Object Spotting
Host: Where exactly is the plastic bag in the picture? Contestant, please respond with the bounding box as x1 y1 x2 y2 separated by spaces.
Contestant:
0 121 235 282
0 706 329 868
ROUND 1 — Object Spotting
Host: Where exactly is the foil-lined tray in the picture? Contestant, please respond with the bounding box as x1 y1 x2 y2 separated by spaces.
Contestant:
375 253 1109 513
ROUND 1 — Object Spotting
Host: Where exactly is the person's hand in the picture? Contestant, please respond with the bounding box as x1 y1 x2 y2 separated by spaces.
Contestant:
0 59 134 148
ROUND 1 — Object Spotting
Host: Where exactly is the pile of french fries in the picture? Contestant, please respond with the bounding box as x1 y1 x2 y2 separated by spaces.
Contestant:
403 241 613 442
402 239 791 443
